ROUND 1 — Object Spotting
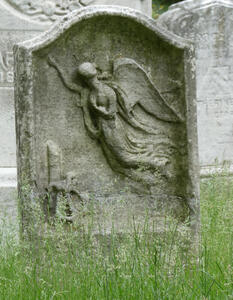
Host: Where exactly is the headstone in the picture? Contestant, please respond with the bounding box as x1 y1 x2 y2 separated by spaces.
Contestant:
0 1 47 219
14 6 200 236
0 0 152 219
157 0 233 176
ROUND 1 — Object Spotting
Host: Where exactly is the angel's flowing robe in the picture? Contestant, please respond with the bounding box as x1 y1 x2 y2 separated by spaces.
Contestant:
82 61 182 183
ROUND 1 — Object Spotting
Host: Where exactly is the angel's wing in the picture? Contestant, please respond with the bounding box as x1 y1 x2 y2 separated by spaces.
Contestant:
112 58 182 123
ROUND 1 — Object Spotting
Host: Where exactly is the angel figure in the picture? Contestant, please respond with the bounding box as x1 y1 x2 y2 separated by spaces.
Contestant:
48 56 183 186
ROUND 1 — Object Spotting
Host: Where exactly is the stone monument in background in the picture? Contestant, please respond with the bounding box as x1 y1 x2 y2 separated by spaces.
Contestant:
0 0 152 219
0 2 46 220
157 0 233 176
14 6 199 236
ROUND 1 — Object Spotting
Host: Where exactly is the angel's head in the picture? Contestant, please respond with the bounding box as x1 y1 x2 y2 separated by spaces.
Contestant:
78 62 97 79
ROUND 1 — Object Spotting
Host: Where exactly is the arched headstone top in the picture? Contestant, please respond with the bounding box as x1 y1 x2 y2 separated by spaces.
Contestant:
17 5 192 52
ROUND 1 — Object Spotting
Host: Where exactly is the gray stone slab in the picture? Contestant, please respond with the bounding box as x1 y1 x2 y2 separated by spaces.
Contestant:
14 6 200 236
157 0 233 176
0 2 46 219
0 0 152 219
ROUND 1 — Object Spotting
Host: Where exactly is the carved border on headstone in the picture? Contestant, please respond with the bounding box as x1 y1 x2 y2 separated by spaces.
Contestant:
14 5 200 235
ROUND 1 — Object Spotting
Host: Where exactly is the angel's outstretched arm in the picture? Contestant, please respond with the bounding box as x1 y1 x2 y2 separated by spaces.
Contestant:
48 55 82 94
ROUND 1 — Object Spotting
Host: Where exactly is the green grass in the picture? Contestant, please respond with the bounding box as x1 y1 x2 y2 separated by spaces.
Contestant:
0 177 232 299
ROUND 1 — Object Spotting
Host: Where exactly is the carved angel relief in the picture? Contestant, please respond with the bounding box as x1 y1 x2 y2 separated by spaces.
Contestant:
44 55 185 221
4 0 94 22
48 55 182 182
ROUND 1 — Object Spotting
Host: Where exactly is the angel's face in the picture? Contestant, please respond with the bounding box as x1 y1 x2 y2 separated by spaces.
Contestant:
78 62 97 79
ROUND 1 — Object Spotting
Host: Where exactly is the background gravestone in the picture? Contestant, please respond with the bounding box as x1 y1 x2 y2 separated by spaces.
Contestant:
0 0 152 220
14 6 199 236
0 2 46 221
157 0 233 176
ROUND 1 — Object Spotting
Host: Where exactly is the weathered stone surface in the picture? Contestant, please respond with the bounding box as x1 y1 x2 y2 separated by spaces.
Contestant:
14 6 199 235
157 0 233 176
0 0 151 218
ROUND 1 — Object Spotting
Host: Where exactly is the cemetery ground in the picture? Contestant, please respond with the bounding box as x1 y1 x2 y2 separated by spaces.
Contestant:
0 176 232 299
